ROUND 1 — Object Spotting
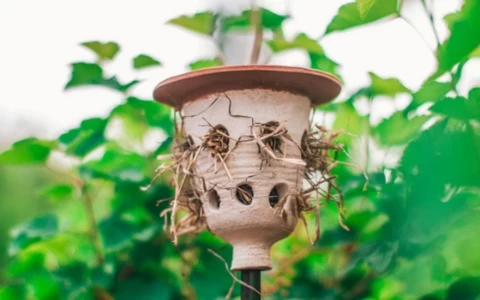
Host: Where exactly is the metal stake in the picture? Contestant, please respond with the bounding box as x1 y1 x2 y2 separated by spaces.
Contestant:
241 270 261 300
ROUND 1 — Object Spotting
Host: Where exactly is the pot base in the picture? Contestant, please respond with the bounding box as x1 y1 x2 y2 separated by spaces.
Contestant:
231 244 271 271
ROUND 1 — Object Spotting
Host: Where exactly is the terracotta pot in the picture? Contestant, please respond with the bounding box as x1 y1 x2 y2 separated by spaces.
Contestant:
154 65 341 270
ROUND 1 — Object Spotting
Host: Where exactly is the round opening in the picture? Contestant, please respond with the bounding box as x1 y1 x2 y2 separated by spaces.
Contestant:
260 121 283 153
236 184 254 205
203 125 229 158
207 189 220 210
269 183 289 208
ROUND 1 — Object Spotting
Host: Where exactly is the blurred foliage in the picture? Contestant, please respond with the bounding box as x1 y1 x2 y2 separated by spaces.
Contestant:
1 0 480 299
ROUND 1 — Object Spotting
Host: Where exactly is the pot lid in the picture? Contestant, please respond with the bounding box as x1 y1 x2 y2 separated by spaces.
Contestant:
153 65 341 109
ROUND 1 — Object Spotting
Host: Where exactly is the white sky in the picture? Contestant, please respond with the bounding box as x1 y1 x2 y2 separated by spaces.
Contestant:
0 0 474 147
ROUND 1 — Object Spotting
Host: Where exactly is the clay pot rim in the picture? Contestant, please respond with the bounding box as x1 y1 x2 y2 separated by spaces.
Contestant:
153 65 341 109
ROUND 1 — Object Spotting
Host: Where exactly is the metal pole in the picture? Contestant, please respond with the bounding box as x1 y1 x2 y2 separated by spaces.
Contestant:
241 270 261 300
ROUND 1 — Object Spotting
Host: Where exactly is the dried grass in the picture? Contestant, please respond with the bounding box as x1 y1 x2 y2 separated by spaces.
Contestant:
146 94 366 246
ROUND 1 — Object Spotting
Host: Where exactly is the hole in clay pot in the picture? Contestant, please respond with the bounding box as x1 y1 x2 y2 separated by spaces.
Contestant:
259 121 284 153
203 125 230 158
236 184 254 205
269 183 289 208
208 189 220 209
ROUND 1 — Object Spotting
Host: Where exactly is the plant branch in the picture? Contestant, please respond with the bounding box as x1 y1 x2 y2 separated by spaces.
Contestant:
81 184 104 265
399 16 435 53
419 0 458 93
250 6 263 64
400 1 458 93
420 0 441 49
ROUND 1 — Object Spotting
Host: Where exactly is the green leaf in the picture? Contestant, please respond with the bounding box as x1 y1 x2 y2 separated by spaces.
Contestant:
0 284 26 300
41 184 76 203
53 263 92 299
444 12 480 59
114 276 174 300
333 102 369 145
446 277 480 300
0 138 56 165
374 112 429 145
221 8 288 31
443 12 462 31
65 63 103 88
133 54 161 69
80 144 151 183
401 119 480 187
65 63 139 92
111 97 173 136
188 57 222 70
369 72 410 98
81 41 120 61
167 12 217 36
310 53 342 81
267 33 324 55
351 241 398 272
430 96 480 121
432 0 480 78
59 118 108 157
325 0 399 34
357 0 376 19
9 214 60 256
99 209 156 252
413 81 451 106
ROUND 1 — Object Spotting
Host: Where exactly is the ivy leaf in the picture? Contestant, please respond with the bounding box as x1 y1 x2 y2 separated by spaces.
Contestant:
221 8 288 31
81 41 120 61
369 72 410 98
101 77 140 93
99 210 156 252
401 119 480 187
59 118 108 158
350 241 398 273
65 63 139 92
374 112 429 146
41 184 76 203
9 214 60 256
0 138 56 165
114 276 174 300
446 277 480 300
99 215 137 252
325 0 399 34
310 53 342 81
188 57 222 70
167 12 217 36
267 33 324 55
133 54 161 70
53 263 92 299
80 145 151 183
111 97 173 136
333 102 369 145
357 0 376 19
65 63 103 89
430 96 480 121
444 12 480 59
0 284 26 300
413 81 451 106
431 0 480 79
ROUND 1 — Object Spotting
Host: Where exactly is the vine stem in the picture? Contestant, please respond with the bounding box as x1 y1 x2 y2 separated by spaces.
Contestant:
419 0 458 93
400 0 458 93
45 166 104 264
249 4 263 64
81 184 104 265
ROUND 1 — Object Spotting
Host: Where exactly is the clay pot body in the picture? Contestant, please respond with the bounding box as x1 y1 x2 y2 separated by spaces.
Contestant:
183 89 309 270
154 66 341 270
